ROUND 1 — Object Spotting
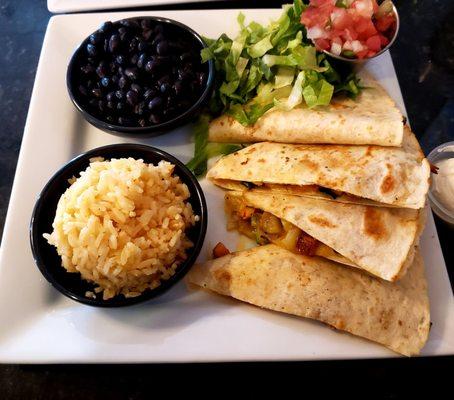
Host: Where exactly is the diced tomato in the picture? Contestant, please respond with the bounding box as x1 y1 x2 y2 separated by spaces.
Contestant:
366 35 382 52
379 33 389 46
355 17 377 40
375 14 395 32
356 49 369 59
314 38 331 51
330 8 353 30
300 0 394 59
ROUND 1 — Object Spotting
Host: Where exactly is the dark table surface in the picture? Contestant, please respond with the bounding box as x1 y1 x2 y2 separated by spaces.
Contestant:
0 0 453 397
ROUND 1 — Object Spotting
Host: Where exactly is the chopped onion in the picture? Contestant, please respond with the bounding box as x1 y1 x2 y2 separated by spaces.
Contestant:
351 40 364 53
330 41 342 55
306 26 329 40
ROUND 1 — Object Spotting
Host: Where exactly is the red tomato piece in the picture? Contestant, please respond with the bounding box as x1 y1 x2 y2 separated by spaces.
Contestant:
314 38 331 51
356 17 377 40
366 35 382 51
379 33 390 46
356 49 369 59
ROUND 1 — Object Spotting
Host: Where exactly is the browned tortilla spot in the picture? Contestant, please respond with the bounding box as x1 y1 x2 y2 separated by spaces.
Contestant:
240 159 249 165
363 208 388 240
381 164 395 194
214 269 231 288
308 215 337 228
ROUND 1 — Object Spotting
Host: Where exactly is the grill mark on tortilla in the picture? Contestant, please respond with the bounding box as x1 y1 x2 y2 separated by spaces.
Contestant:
363 208 388 240
308 215 337 228
381 163 395 194
241 159 249 165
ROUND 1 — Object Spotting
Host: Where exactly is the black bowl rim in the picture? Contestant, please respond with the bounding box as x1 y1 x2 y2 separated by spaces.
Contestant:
66 16 215 135
30 144 208 307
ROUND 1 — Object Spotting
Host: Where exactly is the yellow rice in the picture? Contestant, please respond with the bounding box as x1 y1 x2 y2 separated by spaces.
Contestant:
44 157 198 300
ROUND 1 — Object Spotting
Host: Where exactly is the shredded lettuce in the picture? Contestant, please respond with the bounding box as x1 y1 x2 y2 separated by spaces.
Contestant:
186 115 243 176
188 0 363 176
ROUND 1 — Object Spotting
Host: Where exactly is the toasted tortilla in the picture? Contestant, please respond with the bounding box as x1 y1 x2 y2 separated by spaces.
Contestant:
187 245 430 356
207 127 430 209
226 191 423 281
209 72 404 146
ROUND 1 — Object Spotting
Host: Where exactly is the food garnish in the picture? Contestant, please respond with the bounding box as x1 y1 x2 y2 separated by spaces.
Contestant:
301 0 397 59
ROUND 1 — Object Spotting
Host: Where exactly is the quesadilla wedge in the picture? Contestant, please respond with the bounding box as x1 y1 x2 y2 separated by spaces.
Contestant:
187 245 430 356
207 127 430 209
209 72 404 147
225 191 424 281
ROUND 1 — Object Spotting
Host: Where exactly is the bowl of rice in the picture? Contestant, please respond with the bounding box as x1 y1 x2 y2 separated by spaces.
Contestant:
30 144 207 307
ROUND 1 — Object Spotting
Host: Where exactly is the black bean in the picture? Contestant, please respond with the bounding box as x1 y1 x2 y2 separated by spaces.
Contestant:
137 53 147 69
109 61 117 73
134 102 145 115
154 24 164 35
88 98 98 108
89 32 103 45
145 59 159 73
118 76 128 89
141 19 152 30
138 118 147 127
197 72 206 86
106 91 115 102
117 102 126 112
126 90 139 106
152 33 165 47
160 82 171 94
91 88 102 98
142 29 153 41
129 38 138 53
125 67 139 81
173 80 184 97
143 88 157 100
106 115 114 123
149 113 161 124
137 40 148 52
108 34 120 53
148 97 163 111
107 101 115 109
78 85 88 96
156 41 169 56
86 44 98 57
130 83 141 94
101 77 110 87
178 69 192 82
99 21 113 34
115 90 125 100
180 52 193 63
111 75 119 84
130 53 139 65
96 63 107 78
80 64 94 74
116 54 126 65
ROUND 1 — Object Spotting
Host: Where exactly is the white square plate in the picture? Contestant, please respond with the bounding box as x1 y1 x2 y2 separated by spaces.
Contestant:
48 0 223 14
1 10 453 363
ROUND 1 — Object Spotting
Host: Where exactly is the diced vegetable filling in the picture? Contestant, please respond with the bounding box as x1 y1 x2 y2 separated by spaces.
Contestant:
225 195 321 256
301 0 397 59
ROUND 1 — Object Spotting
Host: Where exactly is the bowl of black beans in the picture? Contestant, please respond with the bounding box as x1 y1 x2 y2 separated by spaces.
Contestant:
67 17 214 137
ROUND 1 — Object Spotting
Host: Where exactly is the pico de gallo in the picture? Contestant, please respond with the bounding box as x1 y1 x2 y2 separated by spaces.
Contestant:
301 0 397 59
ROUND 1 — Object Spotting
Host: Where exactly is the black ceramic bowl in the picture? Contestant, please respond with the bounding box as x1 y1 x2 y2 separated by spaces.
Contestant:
67 16 214 138
30 144 207 307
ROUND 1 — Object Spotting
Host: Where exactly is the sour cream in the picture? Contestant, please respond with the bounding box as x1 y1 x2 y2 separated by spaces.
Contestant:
432 158 454 214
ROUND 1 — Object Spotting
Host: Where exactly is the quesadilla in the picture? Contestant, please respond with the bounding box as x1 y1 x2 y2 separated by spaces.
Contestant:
225 191 424 281
209 72 404 147
207 127 430 209
187 245 430 356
